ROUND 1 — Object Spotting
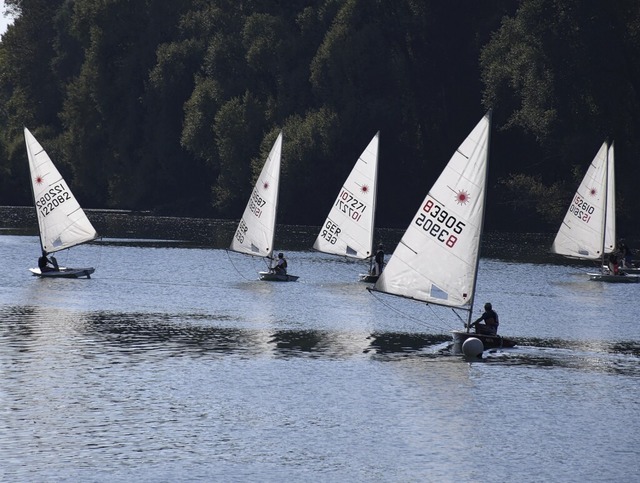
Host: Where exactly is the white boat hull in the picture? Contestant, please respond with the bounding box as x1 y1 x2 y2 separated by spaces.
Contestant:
258 271 299 282
30 267 95 279
451 330 517 350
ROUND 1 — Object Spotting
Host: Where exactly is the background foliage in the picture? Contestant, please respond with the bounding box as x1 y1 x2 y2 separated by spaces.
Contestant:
2 0 640 234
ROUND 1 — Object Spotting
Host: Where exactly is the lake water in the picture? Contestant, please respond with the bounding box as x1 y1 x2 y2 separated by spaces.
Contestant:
1 206 639 482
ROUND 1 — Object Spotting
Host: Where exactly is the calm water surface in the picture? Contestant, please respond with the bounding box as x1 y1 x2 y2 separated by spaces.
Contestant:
1 207 639 482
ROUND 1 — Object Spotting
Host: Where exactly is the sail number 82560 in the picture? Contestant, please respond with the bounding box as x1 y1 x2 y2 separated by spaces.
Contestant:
415 199 465 248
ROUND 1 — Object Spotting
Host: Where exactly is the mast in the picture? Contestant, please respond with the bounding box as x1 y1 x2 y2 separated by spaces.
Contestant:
369 131 380 256
267 131 281 267
465 109 492 330
24 128 46 255
600 140 610 271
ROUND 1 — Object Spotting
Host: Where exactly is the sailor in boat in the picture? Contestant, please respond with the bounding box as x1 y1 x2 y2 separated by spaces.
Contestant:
274 252 288 275
373 244 385 275
38 251 59 272
467 302 499 336
618 239 633 269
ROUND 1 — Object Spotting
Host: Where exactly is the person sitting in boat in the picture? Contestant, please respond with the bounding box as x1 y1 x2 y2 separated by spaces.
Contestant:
373 244 385 275
38 251 59 272
618 240 633 269
274 252 288 275
467 303 499 335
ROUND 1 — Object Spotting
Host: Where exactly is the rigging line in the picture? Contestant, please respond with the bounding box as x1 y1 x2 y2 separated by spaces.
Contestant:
226 249 253 281
367 290 450 334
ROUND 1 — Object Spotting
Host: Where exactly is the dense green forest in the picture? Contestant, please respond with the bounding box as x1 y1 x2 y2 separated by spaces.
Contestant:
2 0 640 234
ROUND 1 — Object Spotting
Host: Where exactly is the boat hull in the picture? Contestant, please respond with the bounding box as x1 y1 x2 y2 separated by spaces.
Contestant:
620 267 640 274
30 267 95 279
359 273 379 283
589 272 639 283
258 271 299 282
451 330 517 351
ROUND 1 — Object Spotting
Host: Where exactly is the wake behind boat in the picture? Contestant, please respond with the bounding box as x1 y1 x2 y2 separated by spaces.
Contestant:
230 132 298 282
24 127 97 279
369 111 516 352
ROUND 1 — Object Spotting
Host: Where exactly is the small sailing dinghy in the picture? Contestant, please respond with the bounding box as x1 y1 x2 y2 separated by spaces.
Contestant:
312 132 380 282
370 112 515 351
230 131 298 282
25 127 97 278
551 141 638 283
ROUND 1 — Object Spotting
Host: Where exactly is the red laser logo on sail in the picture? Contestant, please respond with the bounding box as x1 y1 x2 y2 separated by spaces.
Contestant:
360 184 369 194
455 190 470 205
589 187 597 196
35 176 43 184
263 182 269 190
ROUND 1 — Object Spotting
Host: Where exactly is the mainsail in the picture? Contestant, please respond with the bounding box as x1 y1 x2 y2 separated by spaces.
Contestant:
373 113 491 310
24 127 97 254
230 132 283 259
550 141 615 260
313 132 379 259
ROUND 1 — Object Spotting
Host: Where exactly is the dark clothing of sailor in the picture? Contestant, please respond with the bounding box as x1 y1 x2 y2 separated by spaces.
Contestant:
470 304 499 335
38 253 59 272
275 253 287 274
374 247 385 275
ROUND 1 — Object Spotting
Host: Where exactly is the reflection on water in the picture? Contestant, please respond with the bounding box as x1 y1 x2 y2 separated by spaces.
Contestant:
2 206 640 481
3 304 640 378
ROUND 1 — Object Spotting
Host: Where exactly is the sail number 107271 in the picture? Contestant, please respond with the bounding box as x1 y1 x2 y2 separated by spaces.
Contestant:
415 198 466 248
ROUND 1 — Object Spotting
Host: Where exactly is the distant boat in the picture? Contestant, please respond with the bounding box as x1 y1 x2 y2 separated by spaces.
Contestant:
230 132 298 282
312 132 380 282
25 127 97 278
370 112 516 350
551 141 638 283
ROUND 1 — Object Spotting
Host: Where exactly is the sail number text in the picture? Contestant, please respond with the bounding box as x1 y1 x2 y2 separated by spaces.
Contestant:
569 194 595 223
415 198 465 248
334 189 366 222
234 219 248 244
35 182 71 218
319 219 341 244
248 189 266 218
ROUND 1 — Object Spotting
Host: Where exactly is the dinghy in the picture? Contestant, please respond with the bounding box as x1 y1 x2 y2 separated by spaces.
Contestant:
25 127 97 279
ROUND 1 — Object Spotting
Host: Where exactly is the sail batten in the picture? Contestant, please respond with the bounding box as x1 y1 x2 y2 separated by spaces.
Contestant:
25 127 97 254
373 113 491 309
313 132 379 259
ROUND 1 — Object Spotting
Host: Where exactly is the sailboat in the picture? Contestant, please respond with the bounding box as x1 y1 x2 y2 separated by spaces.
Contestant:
312 132 380 282
25 127 97 278
230 131 298 282
551 141 638 283
370 112 516 350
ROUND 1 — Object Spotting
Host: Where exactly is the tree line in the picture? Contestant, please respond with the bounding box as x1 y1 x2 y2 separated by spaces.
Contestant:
1 0 640 235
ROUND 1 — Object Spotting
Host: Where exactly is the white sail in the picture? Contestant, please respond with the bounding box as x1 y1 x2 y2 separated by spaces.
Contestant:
313 132 379 258
373 113 491 309
550 141 614 259
230 132 282 258
605 142 616 254
24 127 97 254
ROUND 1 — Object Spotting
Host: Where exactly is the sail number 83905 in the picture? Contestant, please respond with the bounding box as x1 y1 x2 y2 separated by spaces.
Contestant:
415 199 465 248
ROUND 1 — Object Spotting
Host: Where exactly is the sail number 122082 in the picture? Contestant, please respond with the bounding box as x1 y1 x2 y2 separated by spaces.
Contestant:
36 182 71 218
415 198 465 248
